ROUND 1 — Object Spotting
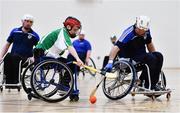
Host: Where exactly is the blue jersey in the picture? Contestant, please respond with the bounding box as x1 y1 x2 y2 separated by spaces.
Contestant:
116 25 152 58
7 27 40 58
73 39 92 54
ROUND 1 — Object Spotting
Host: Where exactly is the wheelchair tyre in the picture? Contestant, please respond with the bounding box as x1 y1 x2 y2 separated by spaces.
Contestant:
30 59 74 103
22 62 35 94
87 58 97 77
102 60 136 100
146 71 166 98
79 58 96 77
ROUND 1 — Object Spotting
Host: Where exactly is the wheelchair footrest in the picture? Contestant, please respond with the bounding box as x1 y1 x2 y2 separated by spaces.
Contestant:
131 88 171 95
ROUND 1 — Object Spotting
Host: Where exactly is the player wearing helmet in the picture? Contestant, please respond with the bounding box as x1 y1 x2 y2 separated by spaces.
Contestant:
104 16 163 90
33 16 84 101
34 16 83 66
0 14 40 88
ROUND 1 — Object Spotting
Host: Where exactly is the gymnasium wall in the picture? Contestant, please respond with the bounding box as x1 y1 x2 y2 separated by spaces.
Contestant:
0 0 179 68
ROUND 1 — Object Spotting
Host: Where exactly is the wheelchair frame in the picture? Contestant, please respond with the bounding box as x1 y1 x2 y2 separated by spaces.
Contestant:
131 63 171 100
23 56 171 102
103 58 171 101
0 54 31 92
22 57 82 102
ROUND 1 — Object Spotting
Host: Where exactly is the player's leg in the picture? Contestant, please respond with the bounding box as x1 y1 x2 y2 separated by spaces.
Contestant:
66 54 80 101
133 53 159 89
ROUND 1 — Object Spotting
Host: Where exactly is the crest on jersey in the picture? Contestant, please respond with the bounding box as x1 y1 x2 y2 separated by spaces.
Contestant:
28 34 32 39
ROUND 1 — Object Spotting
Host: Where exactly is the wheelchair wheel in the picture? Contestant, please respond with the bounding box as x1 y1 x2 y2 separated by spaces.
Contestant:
159 71 166 88
80 58 96 77
102 60 136 100
87 58 97 76
30 59 74 103
146 71 166 98
21 62 35 94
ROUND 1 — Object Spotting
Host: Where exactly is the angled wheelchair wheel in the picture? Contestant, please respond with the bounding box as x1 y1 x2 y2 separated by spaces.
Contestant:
21 62 35 94
79 58 96 77
87 58 97 77
102 60 136 100
159 71 166 88
30 59 74 103
146 71 167 98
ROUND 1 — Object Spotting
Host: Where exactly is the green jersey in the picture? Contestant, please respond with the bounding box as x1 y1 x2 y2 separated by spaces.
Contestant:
36 27 72 57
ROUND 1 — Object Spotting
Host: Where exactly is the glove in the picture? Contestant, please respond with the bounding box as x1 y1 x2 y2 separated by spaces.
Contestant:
104 63 113 72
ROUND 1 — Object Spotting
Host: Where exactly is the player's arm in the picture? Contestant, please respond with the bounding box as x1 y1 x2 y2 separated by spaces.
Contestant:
145 30 155 52
104 45 120 71
85 41 92 64
104 28 131 70
147 42 156 52
86 50 91 64
0 28 15 60
0 42 11 60
67 46 84 66
108 46 120 63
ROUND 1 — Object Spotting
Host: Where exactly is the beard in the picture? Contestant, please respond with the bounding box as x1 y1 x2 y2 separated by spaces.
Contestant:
22 23 31 31
24 27 31 31
69 33 77 38
23 25 31 31
79 38 84 41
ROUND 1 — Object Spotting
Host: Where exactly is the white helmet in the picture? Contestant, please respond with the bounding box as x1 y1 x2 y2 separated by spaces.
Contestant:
22 14 34 22
136 16 150 31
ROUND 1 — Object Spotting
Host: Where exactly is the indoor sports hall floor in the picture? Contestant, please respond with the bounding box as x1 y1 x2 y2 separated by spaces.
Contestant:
0 69 179 113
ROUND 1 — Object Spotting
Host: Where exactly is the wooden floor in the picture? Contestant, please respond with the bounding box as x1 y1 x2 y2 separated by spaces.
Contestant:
0 69 179 113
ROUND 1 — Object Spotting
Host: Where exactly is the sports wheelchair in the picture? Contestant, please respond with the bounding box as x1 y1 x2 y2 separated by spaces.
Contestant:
22 56 83 102
102 58 171 101
0 53 31 92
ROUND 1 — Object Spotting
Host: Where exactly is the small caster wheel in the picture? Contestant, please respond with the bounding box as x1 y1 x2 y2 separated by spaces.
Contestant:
69 95 74 101
27 94 32 100
74 95 79 101
8 89 11 92
27 88 32 94
166 93 171 101
0 87 3 92
18 88 21 92
131 92 135 97
151 95 155 101
69 95 79 101
82 71 85 77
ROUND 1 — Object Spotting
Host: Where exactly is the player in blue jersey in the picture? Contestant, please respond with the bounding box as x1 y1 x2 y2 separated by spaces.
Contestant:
105 16 163 90
0 14 40 86
67 30 92 70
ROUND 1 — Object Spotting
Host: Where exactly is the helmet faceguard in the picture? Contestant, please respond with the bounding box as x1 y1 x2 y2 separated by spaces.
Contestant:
63 16 82 38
